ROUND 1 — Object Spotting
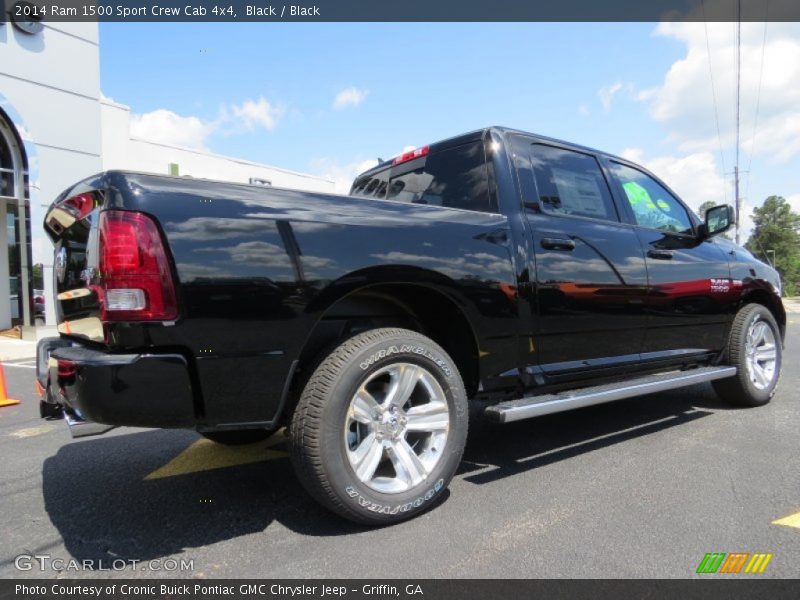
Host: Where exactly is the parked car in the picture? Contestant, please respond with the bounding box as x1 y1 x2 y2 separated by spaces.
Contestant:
33 288 45 320
37 127 785 524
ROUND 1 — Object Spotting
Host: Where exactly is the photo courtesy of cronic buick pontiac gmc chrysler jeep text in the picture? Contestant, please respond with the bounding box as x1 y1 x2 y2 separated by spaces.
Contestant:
37 127 785 524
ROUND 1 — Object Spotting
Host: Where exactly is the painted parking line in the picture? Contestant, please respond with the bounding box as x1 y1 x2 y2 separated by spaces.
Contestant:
773 510 800 530
145 433 288 480
10 424 56 438
2 360 36 369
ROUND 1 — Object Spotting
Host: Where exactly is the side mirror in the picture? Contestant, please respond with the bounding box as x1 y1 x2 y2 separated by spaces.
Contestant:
702 204 735 238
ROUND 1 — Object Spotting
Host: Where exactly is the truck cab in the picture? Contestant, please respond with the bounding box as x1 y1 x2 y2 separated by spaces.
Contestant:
350 127 784 390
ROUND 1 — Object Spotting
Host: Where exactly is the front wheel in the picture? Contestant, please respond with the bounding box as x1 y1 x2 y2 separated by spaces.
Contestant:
713 303 782 407
289 328 468 525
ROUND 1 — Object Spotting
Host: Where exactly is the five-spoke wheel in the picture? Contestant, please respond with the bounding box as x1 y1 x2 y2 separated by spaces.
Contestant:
744 319 778 391
345 363 450 494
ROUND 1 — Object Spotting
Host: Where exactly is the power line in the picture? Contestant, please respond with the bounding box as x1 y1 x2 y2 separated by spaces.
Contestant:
745 5 770 205
734 0 741 245
701 0 728 206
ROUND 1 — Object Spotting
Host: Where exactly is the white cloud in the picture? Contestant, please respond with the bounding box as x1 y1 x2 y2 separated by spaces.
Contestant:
598 81 624 111
620 147 645 164
578 104 591 116
224 97 284 132
130 109 217 150
311 157 380 194
642 21 800 163
129 96 285 150
333 87 369 110
787 193 800 213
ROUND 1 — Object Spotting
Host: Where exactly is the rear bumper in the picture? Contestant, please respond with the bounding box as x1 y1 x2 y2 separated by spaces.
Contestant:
41 341 196 434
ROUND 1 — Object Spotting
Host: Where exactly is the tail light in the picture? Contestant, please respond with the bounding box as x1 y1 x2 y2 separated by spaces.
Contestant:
57 359 77 379
96 210 178 321
392 145 429 166
64 193 98 220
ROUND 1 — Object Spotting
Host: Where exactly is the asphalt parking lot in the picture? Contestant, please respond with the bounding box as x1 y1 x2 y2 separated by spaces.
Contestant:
0 320 798 579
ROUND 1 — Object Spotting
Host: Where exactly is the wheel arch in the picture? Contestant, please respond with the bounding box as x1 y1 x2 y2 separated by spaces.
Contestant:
740 289 786 342
287 274 481 418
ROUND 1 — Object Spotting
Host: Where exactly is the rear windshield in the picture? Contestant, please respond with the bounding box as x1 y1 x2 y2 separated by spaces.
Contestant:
350 141 492 212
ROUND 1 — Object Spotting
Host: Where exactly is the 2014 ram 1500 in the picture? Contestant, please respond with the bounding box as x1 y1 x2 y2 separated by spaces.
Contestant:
37 127 785 524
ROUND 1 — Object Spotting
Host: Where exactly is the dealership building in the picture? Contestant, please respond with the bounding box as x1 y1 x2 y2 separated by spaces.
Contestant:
0 17 334 331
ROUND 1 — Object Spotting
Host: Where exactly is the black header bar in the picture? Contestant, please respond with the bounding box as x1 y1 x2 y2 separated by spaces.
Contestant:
3 580 800 600
2 0 797 23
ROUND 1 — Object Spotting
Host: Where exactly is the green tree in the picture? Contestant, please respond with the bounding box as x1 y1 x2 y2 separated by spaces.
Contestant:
745 195 800 296
697 200 732 240
32 264 44 290
697 200 716 218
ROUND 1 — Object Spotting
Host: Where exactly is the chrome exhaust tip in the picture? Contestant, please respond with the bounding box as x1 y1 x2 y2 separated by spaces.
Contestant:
64 409 117 438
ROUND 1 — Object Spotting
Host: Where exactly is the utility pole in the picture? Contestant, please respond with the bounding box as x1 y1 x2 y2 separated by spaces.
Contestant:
734 165 740 245
734 0 742 245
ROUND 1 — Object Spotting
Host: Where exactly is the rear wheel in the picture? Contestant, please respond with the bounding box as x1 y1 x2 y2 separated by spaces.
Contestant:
713 303 782 407
289 328 468 525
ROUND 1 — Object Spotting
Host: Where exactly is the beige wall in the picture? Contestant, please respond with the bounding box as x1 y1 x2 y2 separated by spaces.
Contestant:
0 22 102 326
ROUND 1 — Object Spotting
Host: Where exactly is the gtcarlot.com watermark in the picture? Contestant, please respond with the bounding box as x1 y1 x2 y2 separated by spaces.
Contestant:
14 554 194 573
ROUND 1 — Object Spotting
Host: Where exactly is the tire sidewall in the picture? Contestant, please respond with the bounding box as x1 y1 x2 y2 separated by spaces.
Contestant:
734 306 782 403
316 332 468 522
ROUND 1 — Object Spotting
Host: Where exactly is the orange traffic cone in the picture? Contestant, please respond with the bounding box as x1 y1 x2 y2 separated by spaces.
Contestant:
0 363 20 407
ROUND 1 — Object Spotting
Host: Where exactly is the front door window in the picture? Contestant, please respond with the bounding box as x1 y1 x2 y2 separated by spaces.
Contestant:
610 162 694 235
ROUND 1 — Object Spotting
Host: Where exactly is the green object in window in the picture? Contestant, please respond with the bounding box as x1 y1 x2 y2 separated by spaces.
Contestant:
622 181 656 209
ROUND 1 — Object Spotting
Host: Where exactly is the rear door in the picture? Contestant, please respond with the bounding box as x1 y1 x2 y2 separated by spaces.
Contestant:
519 141 650 380
605 160 732 356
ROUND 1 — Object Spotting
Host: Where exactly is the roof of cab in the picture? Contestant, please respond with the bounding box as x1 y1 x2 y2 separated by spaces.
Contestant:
353 126 630 181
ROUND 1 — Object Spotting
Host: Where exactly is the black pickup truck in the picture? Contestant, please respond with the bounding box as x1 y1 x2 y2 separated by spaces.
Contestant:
37 126 785 524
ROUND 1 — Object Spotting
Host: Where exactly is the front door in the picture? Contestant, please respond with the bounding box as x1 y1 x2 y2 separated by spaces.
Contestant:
606 160 733 355
523 143 649 379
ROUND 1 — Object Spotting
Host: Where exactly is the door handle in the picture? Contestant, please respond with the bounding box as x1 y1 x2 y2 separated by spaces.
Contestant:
541 237 575 251
647 249 674 260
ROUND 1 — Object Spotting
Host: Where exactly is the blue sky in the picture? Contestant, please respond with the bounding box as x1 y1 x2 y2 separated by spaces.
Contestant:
98 22 800 234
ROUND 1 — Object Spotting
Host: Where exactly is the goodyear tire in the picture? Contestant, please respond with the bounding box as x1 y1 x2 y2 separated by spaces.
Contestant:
289 328 468 525
713 304 782 407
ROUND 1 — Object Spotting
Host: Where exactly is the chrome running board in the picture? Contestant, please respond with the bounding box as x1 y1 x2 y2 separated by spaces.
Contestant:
485 366 737 424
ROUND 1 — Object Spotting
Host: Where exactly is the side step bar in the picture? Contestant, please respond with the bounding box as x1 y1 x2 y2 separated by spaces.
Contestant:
485 366 737 424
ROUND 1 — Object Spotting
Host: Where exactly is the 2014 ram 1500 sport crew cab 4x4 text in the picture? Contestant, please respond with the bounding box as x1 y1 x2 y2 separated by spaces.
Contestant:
37 127 785 524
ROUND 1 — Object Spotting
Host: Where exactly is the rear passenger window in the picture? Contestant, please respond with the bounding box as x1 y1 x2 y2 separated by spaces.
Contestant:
386 141 491 212
530 144 618 221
